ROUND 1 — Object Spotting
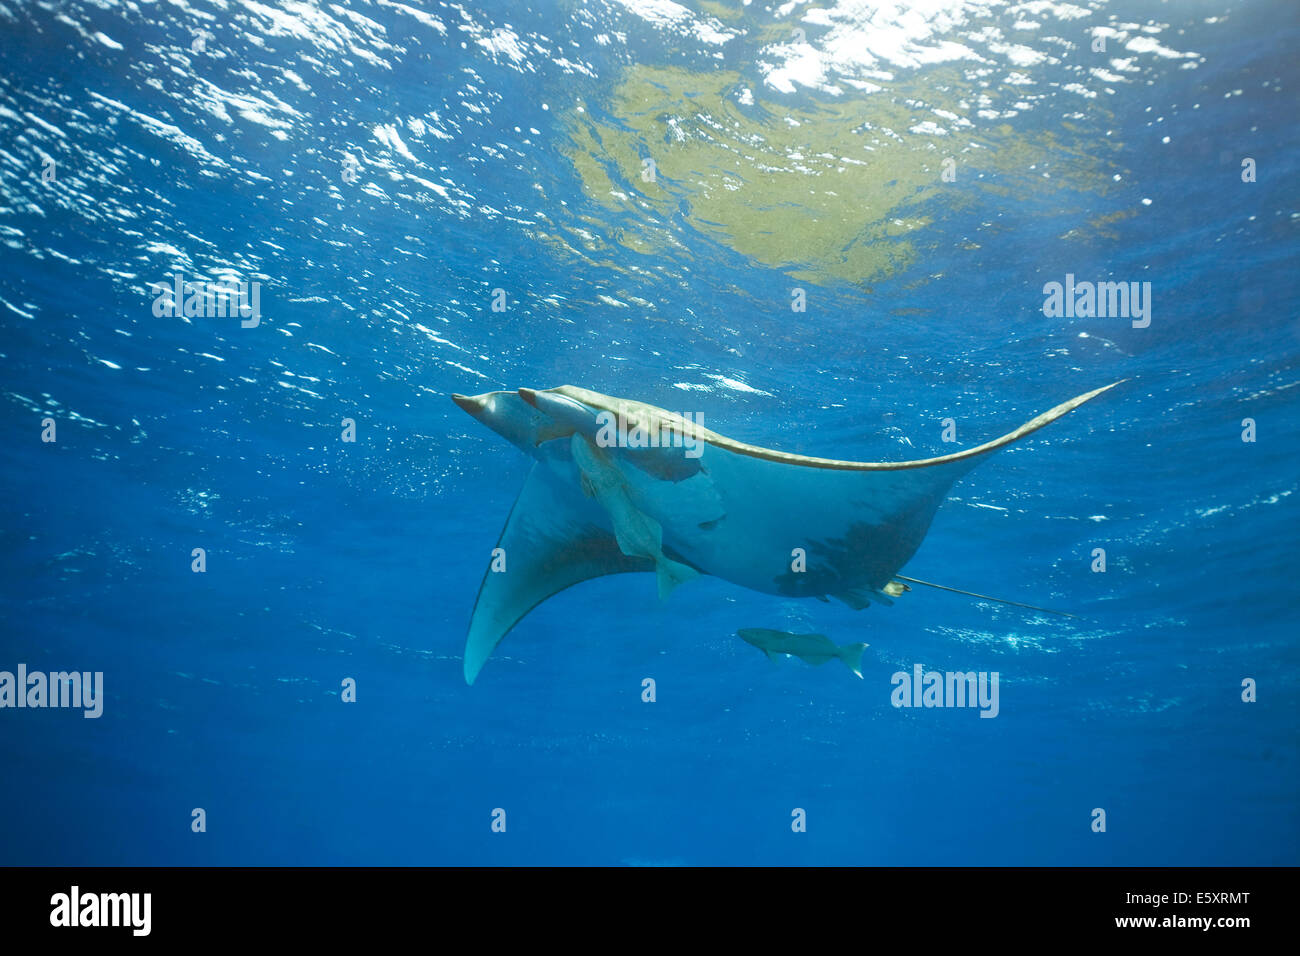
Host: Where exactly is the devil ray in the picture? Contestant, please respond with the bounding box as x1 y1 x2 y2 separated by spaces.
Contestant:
451 383 1118 684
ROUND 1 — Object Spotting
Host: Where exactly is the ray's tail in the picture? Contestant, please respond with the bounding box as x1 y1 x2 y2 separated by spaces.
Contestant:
894 575 1080 619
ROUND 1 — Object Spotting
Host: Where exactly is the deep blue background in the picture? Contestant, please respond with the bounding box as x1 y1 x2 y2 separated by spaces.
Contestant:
1 0 1296 864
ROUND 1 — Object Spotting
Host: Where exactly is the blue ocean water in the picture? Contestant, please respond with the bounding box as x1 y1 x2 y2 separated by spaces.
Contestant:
1 0 1296 866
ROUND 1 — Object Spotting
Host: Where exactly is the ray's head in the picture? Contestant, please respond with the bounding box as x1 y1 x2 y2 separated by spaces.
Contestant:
451 389 545 451
452 386 598 453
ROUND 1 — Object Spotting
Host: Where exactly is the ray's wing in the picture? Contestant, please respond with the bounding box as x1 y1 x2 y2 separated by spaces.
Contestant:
588 382 1123 600
462 457 651 684
556 381 1122 472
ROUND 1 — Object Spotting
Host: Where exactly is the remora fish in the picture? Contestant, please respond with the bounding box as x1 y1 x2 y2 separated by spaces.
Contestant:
451 382 1119 683
737 628 869 678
